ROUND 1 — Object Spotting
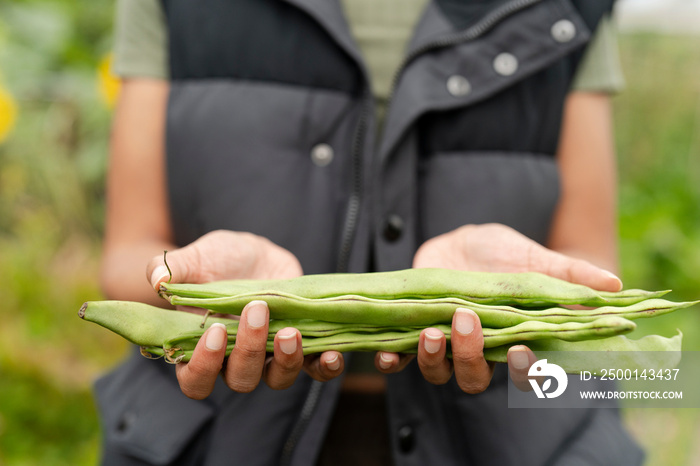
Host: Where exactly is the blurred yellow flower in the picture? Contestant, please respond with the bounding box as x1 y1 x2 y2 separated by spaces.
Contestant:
98 53 121 108
0 82 17 144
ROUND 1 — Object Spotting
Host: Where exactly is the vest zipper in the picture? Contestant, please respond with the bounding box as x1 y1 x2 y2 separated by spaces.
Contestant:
279 379 324 465
336 93 371 274
280 93 371 466
281 1 541 463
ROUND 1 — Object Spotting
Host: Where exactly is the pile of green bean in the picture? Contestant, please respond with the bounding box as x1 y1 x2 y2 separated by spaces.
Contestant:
79 269 696 373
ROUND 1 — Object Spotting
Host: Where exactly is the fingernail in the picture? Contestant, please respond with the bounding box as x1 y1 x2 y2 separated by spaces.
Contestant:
509 348 530 370
326 354 340 371
246 301 268 328
278 329 297 355
455 308 476 335
603 269 623 288
205 323 227 351
423 329 443 354
150 265 169 289
379 352 393 370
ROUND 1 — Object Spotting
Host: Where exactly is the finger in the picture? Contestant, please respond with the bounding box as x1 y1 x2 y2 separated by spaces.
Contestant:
146 246 200 290
553 255 621 292
417 328 452 385
452 308 494 394
223 300 269 393
375 352 415 373
507 345 540 392
263 327 304 390
530 246 622 292
175 322 228 399
303 351 344 382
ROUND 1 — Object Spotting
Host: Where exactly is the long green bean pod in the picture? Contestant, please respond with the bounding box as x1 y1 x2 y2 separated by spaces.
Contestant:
78 300 234 347
483 332 683 373
159 269 668 307
80 297 688 348
164 290 693 328
153 316 634 362
82 263 694 379
144 331 682 374
81 300 635 360
156 317 639 368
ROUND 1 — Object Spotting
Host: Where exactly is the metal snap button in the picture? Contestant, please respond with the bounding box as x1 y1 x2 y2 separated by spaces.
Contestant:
311 143 334 167
446 75 471 97
551 19 577 43
116 411 137 435
493 52 518 76
397 425 415 453
382 214 404 242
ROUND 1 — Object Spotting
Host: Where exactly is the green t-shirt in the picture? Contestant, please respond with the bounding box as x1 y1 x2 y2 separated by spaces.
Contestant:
113 0 169 80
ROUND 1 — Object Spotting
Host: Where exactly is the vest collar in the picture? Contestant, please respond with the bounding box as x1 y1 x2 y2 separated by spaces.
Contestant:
280 0 366 77
280 0 458 87
407 1 457 56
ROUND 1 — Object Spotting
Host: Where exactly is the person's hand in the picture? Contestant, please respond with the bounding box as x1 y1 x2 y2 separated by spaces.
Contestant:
411 223 622 291
147 230 303 287
375 223 623 393
146 230 344 399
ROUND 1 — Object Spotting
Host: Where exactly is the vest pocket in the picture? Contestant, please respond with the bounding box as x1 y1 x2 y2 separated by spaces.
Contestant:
94 350 213 464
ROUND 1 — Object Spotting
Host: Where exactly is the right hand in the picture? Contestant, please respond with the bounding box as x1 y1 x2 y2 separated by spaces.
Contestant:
146 230 344 399
377 223 622 393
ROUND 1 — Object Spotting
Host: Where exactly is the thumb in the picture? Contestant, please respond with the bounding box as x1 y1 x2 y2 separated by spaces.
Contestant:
146 247 200 291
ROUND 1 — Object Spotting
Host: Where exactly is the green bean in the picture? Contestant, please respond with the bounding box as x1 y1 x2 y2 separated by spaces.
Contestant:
143 325 682 374
158 328 430 363
160 269 667 306
266 319 421 337
483 332 683 373
165 290 693 328
167 292 470 326
78 300 235 347
80 300 634 360
156 332 681 373
156 315 630 358
295 317 636 350
485 316 636 346
80 278 690 375
158 316 634 366
493 298 696 325
78 300 437 342
80 296 690 345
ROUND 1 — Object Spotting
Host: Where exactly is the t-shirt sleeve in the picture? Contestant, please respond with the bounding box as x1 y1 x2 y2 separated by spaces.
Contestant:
112 0 169 80
571 14 626 94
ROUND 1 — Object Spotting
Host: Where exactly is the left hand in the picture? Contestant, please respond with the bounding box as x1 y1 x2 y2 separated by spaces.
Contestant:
374 223 623 393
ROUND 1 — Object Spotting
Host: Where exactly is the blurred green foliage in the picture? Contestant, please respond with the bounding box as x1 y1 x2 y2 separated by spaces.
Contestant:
0 1 123 464
614 33 700 355
0 1 698 464
0 0 113 236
